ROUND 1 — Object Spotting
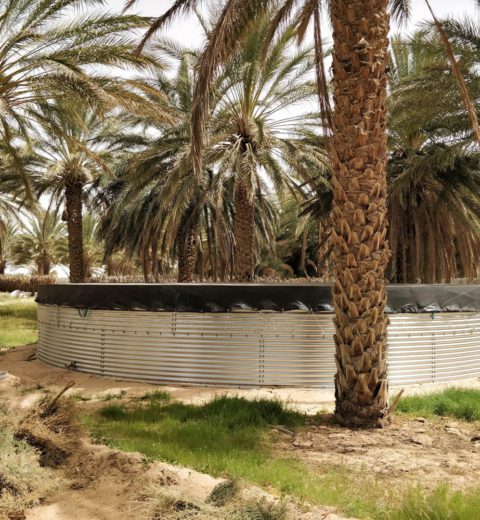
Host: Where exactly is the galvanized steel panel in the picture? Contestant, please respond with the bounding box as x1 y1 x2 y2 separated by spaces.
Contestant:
38 305 480 387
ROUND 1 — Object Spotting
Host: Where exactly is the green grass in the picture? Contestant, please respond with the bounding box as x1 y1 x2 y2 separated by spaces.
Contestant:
384 486 480 520
0 294 37 349
85 395 480 519
398 388 480 422
137 389 171 402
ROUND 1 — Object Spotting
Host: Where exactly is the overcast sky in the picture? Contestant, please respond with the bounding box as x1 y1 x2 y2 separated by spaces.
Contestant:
106 0 479 50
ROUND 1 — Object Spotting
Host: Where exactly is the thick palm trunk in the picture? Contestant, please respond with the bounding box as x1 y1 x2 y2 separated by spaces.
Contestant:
177 221 197 283
330 0 391 427
0 259 5 275
233 182 255 281
65 179 85 283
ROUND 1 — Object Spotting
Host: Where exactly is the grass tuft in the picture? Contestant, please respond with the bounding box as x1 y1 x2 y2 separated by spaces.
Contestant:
398 388 480 422
138 389 171 402
235 499 288 520
207 479 240 507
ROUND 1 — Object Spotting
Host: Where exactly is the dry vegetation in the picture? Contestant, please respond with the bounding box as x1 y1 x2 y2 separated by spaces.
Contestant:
0 277 55 295
0 402 58 520
15 384 82 468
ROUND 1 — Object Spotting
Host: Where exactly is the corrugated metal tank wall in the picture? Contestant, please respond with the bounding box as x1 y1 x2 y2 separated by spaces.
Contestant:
37 305 480 387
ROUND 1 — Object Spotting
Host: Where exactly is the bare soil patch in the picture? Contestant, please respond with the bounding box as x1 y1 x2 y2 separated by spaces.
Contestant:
278 415 480 491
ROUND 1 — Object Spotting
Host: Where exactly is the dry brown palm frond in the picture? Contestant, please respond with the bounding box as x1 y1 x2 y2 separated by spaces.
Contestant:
425 0 480 143
15 385 82 468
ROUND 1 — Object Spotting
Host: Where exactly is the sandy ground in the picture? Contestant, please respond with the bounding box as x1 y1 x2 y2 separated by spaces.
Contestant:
0 357 352 520
2 344 480 519
20 443 352 520
3 344 480 415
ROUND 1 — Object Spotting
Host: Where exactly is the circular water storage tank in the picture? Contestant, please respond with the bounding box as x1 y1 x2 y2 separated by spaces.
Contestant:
36 283 480 388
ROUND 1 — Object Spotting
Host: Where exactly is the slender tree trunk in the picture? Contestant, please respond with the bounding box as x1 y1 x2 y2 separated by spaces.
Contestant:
330 0 391 428
105 254 115 277
300 228 309 278
233 182 255 281
142 244 151 282
318 214 333 281
177 220 197 283
65 178 85 283
41 255 50 276
197 246 205 281
0 259 5 275
151 238 160 282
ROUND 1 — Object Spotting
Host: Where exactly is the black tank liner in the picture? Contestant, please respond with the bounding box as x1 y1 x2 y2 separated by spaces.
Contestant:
36 283 480 313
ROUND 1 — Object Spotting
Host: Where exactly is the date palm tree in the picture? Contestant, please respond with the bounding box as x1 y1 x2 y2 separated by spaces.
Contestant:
388 34 480 283
32 98 134 282
0 0 159 144
130 0 480 426
11 208 68 275
207 13 326 281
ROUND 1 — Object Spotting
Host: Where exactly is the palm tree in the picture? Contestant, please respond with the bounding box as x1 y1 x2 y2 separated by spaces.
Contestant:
387 34 480 283
206 13 326 281
11 209 67 275
0 0 158 144
104 24 324 282
31 98 132 282
131 1 480 426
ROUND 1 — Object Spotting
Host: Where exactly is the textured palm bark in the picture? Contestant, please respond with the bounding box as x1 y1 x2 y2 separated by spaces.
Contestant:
177 223 197 283
0 259 5 275
330 0 391 427
65 178 85 283
233 181 255 281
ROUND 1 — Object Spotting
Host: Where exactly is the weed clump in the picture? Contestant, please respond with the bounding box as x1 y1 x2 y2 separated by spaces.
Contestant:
138 389 171 402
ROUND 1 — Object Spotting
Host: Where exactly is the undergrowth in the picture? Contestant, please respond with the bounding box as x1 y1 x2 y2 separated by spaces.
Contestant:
87 395 480 520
